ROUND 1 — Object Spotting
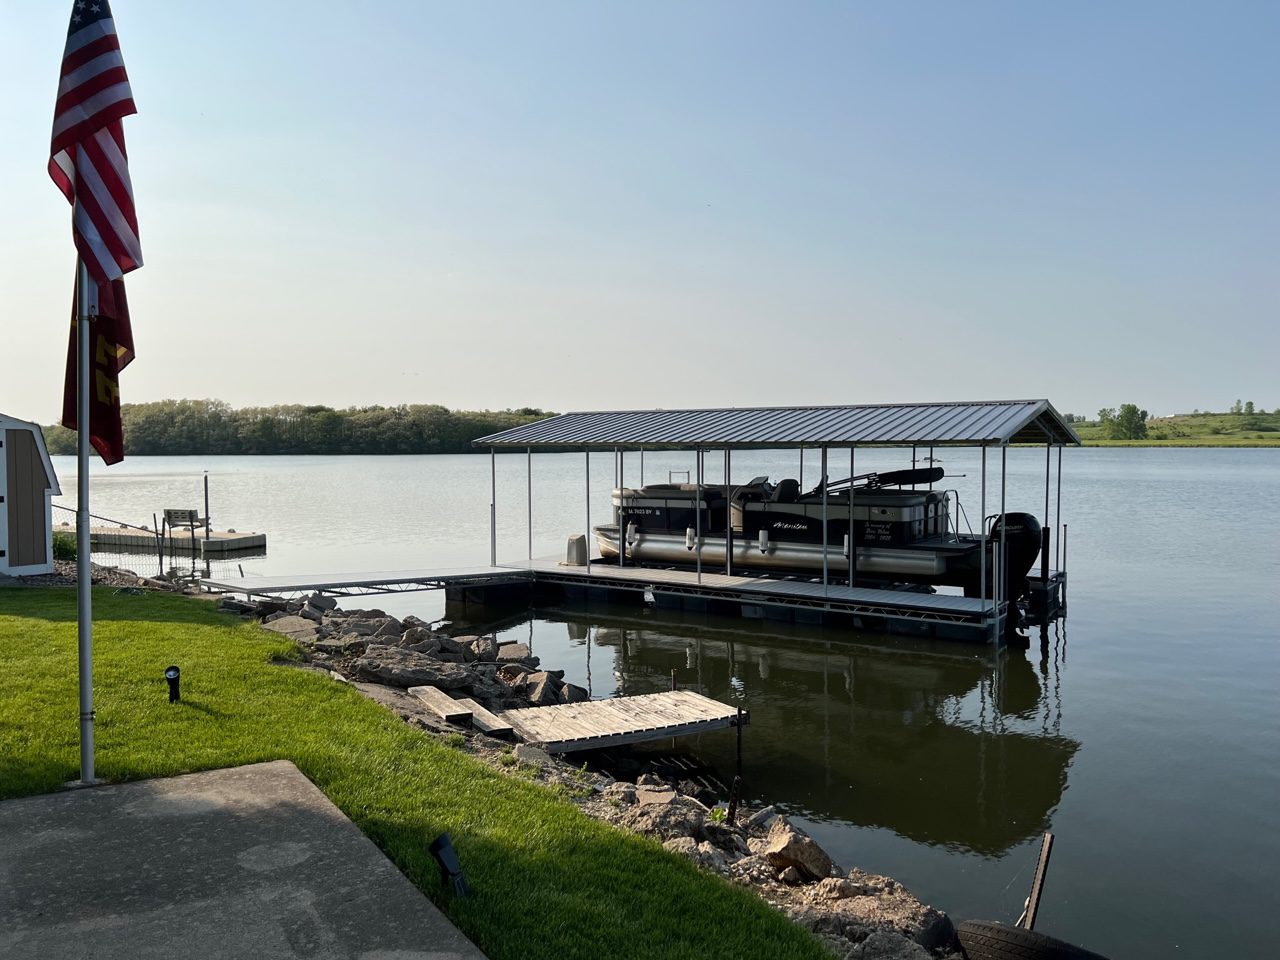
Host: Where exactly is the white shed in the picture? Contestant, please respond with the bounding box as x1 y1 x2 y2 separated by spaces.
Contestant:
0 414 62 577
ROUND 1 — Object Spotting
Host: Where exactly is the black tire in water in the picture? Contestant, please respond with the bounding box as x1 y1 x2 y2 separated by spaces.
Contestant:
956 920 1109 960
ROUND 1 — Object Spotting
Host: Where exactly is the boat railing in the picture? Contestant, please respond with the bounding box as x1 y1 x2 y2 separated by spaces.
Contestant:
946 490 975 541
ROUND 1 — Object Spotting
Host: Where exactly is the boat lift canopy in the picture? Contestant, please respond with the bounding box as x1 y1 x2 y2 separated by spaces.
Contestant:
473 399 1080 451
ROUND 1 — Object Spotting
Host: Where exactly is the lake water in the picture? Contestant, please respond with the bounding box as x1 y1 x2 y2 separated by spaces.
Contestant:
49 448 1280 959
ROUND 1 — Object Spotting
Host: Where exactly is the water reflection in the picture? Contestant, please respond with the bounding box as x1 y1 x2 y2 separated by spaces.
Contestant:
503 607 1077 858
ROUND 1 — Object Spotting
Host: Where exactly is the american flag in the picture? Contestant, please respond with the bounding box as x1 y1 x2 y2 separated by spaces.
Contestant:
49 0 141 465
49 0 142 283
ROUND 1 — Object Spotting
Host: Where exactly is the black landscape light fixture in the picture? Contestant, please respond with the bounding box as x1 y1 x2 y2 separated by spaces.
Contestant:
164 665 181 703
429 833 470 897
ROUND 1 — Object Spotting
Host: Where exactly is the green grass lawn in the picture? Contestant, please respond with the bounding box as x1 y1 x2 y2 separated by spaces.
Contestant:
0 588 829 960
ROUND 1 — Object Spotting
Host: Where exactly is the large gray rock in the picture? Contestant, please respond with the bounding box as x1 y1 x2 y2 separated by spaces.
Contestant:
217 598 255 616
348 608 388 620
307 593 338 611
526 677 560 707
260 615 318 641
495 644 531 662
371 618 403 639
662 837 730 874
619 799 705 842
400 626 437 646
559 683 589 704
312 635 368 656
761 817 833 881
804 868 955 952
352 644 471 690
468 636 498 662
299 604 324 623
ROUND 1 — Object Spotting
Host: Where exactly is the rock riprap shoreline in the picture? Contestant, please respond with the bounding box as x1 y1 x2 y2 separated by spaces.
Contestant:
219 594 961 960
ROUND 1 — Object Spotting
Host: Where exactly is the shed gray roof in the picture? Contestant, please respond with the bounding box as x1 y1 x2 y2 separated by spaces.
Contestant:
475 400 1080 450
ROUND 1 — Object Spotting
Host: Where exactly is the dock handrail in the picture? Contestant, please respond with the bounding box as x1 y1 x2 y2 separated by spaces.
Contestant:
53 502 158 537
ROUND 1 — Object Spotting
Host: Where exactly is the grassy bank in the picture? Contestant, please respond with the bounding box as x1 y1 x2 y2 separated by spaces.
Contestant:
0 589 828 960
1073 411 1280 446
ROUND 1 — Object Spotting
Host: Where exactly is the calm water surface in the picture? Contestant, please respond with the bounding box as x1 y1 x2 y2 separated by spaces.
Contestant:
50 448 1280 959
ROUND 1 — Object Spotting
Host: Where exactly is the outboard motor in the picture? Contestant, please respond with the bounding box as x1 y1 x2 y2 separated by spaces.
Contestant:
988 512 1042 600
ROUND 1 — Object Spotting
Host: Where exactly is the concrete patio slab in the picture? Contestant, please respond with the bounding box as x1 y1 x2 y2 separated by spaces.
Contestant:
0 760 486 959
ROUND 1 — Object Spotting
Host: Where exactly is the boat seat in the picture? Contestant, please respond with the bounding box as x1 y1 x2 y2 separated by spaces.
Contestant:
770 478 800 503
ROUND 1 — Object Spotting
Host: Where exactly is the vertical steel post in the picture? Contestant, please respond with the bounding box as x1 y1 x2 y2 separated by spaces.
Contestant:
203 471 210 541
489 448 497 566
1044 441 1051 565
724 448 732 576
928 446 934 489
584 450 591 564
980 445 987 602
848 446 856 585
821 446 829 594
527 446 533 562
640 449 645 486
799 448 804 488
618 448 625 568
1055 445 1063 571
75 259 96 784
911 444 917 489
1000 444 1008 623
695 448 703 584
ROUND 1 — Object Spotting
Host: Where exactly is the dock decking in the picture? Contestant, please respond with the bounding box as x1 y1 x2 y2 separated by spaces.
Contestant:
202 566 531 598
63 524 267 556
501 690 746 753
204 557 1013 643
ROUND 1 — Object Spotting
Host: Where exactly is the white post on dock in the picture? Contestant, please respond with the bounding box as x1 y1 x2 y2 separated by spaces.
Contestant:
75 258 97 784
527 446 533 563
489 449 497 566
584 450 591 565
820 446 829 596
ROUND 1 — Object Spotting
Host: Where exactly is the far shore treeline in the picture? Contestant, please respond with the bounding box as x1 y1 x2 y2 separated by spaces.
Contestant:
40 399 1280 455
42 400 552 456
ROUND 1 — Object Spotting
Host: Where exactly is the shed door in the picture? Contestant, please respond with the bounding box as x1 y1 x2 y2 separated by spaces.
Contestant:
5 429 49 567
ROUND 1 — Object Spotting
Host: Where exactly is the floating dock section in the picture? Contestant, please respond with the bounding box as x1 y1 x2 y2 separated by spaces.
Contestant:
59 524 267 556
501 690 746 753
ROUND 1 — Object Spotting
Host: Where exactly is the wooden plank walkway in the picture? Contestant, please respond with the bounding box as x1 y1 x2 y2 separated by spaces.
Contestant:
500 690 746 754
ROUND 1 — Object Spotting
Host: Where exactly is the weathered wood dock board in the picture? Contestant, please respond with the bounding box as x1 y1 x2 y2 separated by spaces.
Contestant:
452 698 514 739
408 686 473 725
500 690 746 753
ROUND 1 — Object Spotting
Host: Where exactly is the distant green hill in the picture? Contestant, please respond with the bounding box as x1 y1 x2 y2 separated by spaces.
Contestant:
1072 411 1280 446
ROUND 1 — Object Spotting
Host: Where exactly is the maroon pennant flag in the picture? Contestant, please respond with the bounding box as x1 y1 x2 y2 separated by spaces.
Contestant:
49 0 142 465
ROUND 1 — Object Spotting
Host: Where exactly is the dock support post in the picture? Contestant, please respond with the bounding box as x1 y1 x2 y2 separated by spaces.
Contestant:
735 706 744 779
695 448 703 585
1055 445 1063 571
203 471 210 542
848 446 855 585
618 449 625 568
584 450 591 566
980 445 987 601
489 449 497 566
821 446 829 595
640 450 645 486
1001 443 1008 607
725 448 732 577
527 447 533 563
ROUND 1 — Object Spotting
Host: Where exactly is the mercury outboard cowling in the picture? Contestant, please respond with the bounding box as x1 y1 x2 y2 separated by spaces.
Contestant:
988 512 1042 600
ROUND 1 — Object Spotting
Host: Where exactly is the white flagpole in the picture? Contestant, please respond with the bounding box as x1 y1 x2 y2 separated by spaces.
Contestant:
76 257 97 784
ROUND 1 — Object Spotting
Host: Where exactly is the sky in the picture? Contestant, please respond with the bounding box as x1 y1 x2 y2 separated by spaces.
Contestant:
2 2 1277 424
